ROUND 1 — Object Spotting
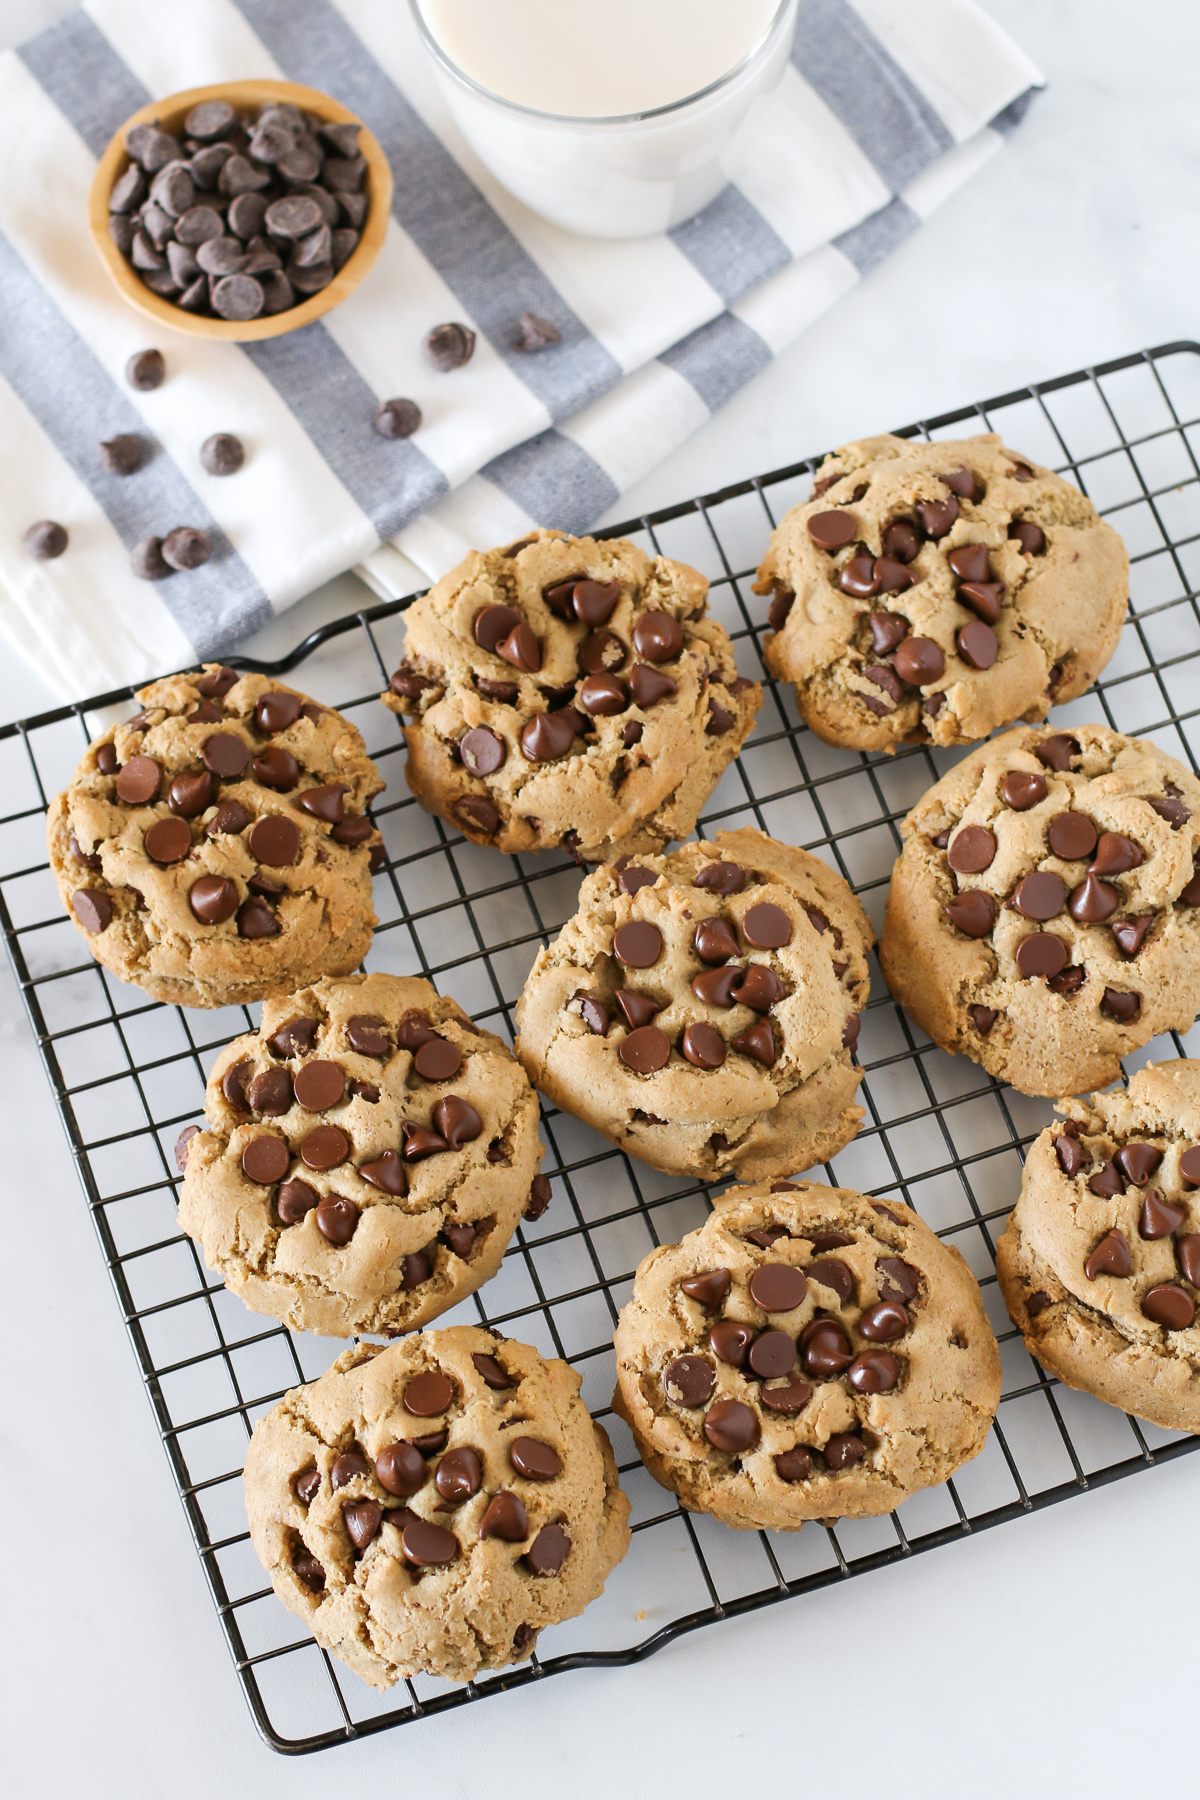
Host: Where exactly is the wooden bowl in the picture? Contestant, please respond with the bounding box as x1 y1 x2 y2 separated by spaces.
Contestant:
88 79 393 343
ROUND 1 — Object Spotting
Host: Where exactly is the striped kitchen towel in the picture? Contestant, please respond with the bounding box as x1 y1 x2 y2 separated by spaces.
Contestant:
0 0 1042 699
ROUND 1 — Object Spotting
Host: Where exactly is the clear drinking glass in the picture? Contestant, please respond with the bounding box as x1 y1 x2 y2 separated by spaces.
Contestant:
409 0 799 239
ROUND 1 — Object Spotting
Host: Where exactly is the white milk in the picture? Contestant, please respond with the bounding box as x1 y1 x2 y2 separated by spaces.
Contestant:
410 0 798 237
416 0 781 118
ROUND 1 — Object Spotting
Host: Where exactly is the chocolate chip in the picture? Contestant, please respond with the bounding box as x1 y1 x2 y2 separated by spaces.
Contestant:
114 755 162 805
516 310 561 351
874 556 917 594
958 581 1004 624
748 1263 807 1313
747 1226 791 1249
277 1177 320 1224
252 746 299 791
857 1299 909 1341
947 543 991 583
629 664 677 707
174 1123 199 1172
916 494 960 537
774 1447 814 1482
664 1355 716 1406
402 1517 458 1567
525 1524 571 1575
301 1125 350 1171
358 1149 406 1196
414 1037 463 1082
957 621 998 669
1084 1229 1132 1280
573 579 622 627
1149 794 1192 829
768 588 795 629
807 1258 854 1305
290 1060 343 1113
702 1399 759 1453
126 349 165 390
807 510 858 550
755 1375 812 1415
863 663 903 710
1142 1283 1195 1330
1139 1191 1184 1239
497 621 542 673
746 1329 795 1379
1090 832 1143 877
141 816 190 866
680 1022 726 1069
479 1491 528 1540
882 519 921 563
425 322 476 369
373 398 422 439
1012 871 1067 920
947 825 996 874
632 612 684 663
245 814 300 868
1015 932 1068 979
520 710 578 762
847 1350 900 1394
735 965 786 1012
198 733 248 780
1047 811 1097 861
823 1433 865 1471
619 1026 671 1073
614 920 663 967
1113 1143 1163 1188
1032 736 1077 776
1068 873 1119 923
510 1437 562 1481
740 902 791 950
187 874 238 924
402 1249 433 1288
1180 1148 1200 1188
576 629 625 677
731 1018 776 1065
1010 519 1046 555
1110 915 1153 960
435 1447 483 1504
1178 1236 1200 1287
940 466 982 502
570 990 609 1036
877 1257 919 1304
944 891 997 938
689 864 743 903
241 1135 289 1184
578 674 629 715
691 967 740 1008
680 1268 731 1308
429 1094 481 1149
1100 987 1142 1022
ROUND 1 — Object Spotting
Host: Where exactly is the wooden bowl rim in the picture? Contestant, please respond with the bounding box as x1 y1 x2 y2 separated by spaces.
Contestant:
87 78 393 343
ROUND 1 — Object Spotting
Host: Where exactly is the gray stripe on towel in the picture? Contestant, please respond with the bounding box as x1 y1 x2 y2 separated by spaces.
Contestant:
660 313 772 414
792 0 954 193
833 196 918 276
0 228 270 655
669 185 792 307
234 0 621 421
480 431 620 536
18 9 151 158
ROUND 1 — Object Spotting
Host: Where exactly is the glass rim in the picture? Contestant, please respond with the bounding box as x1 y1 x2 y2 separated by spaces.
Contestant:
407 0 797 127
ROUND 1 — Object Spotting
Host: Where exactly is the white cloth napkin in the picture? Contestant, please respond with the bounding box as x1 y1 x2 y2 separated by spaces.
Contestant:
0 0 1041 699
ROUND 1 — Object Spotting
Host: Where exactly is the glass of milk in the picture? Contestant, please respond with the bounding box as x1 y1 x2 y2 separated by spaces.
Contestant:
410 0 799 238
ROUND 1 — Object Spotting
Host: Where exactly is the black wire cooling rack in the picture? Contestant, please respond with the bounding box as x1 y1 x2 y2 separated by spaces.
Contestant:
3 342 1199 1754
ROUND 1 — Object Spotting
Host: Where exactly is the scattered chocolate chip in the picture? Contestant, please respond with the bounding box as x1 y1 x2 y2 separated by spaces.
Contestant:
1139 1191 1184 1240
944 891 997 938
1142 1283 1195 1330
947 825 996 874
126 349 165 390
425 321 476 370
374 398 422 438
702 1398 759 1453
767 587 794 629
1015 932 1068 979
516 310 560 351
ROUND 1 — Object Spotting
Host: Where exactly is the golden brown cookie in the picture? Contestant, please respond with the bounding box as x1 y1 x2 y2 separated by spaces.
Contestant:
178 973 544 1337
997 1060 1200 1432
47 664 384 1007
754 434 1127 751
613 1181 1001 1528
381 527 760 860
880 723 1200 1097
514 827 871 1182
243 1328 631 1687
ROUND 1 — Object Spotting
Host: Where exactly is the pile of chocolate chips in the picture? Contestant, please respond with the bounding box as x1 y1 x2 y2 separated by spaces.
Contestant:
108 98 368 322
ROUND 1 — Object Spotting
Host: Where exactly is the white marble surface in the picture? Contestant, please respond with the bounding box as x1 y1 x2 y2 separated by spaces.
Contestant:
2 2 1197 1794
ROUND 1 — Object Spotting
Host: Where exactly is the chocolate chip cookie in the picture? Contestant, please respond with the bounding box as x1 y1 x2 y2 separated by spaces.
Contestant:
178 974 544 1337
997 1060 1200 1431
613 1181 1001 1529
243 1326 631 1686
880 724 1200 1097
754 434 1128 751
382 528 760 861
515 827 872 1182
47 665 384 1008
